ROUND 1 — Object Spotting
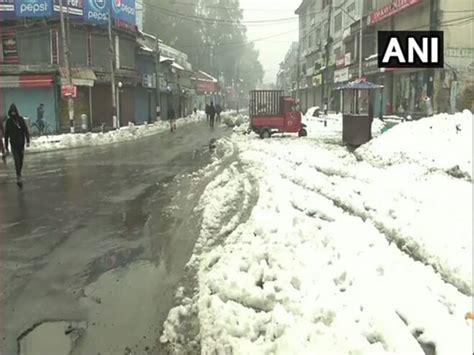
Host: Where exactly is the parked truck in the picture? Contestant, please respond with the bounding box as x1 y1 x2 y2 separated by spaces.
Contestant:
249 90 307 139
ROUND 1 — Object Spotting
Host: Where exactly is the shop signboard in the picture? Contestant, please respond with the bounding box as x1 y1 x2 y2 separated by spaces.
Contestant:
196 80 216 94
83 0 108 23
312 74 322 87
0 0 15 18
336 55 345 68
15 0 53 17
111 0 135 25
53 0 82 17
368 0 421 26
334 67 349 83
61 84 77 98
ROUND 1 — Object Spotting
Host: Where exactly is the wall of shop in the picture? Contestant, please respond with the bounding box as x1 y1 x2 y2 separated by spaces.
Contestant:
2 87 57 133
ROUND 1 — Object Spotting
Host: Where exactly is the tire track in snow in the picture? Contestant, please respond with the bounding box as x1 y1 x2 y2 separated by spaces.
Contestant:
244 145 472 297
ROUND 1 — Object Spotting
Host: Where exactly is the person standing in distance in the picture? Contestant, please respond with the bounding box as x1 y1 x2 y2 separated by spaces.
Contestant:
209 102 216 129
4 103 30 187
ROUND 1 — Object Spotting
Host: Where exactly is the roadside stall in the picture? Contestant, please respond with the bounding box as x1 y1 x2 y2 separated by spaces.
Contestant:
335 79 384 146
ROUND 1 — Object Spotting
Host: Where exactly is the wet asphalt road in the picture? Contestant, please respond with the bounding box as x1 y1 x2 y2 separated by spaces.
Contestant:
0 121 230 355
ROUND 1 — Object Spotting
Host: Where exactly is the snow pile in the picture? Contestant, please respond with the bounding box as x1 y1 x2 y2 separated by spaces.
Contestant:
162 110 472 354
221 111 249 130
168 136 472 354
358 110 473 177
28 113 205 153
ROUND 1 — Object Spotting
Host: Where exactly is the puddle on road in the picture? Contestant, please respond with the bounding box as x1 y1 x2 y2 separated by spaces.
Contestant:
74 261 175 355
18 321 86 355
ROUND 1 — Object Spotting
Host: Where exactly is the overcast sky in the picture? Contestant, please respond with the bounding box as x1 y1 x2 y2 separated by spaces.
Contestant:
239 0 299 83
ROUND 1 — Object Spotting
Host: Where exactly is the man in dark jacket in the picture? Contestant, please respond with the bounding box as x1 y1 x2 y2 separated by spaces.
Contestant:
216 104 223 123
209 102 216 129
205 104 210 123
4 103 30 187
168 106 176 133
0 115 6 163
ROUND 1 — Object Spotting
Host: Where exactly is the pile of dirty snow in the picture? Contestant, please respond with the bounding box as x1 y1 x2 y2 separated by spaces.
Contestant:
28 112 205 153
358 110 473 177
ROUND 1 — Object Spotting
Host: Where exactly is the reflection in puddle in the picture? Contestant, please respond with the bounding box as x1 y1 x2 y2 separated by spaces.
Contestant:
18 321 86 355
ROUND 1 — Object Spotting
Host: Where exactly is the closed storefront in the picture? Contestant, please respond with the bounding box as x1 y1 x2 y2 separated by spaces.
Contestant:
0 75 57 133
134 87 155 124
118 86 135 126
91 85 113 128
393 70 427 115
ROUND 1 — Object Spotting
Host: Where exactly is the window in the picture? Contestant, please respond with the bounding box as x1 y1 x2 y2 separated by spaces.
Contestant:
17 29 51 64
301 11 307 28
334 13 342 32
315 27 321 46
347 3 356 14
364 0 375 12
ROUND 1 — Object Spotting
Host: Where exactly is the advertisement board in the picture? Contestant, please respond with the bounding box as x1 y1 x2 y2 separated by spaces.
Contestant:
0 0 15 19
53 0 83 17
111 0 134 25
83 0 107 23
15 0 53 17
2 0 135 27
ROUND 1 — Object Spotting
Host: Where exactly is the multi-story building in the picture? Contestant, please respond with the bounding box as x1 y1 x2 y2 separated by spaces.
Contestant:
292 0 473 114
0 0 206 132
276 42 298 96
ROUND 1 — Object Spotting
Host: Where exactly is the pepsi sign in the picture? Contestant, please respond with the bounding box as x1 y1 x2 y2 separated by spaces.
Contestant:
15 0 52 17
83 0 107 23
111 0 134 25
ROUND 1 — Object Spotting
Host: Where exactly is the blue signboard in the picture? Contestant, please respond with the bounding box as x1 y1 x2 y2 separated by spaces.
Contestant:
15 0 53 17
83 0 107 23
53 0 83 17
111 0 134 25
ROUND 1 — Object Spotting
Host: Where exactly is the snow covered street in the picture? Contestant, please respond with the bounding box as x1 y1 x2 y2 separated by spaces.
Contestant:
27 112 206 153
162 111 473 355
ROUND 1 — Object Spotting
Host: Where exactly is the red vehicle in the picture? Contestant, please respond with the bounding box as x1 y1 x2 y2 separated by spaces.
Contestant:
249 90 307 139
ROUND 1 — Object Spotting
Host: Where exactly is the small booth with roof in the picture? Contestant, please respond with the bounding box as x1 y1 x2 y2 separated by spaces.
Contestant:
335 79 384 146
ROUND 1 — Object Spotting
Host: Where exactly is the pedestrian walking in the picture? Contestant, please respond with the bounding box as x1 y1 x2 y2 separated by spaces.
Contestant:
209 102 216 129
0 115 6 163
168 106 176 133
216 104 222 123
4 103 30 187
205 104 210 123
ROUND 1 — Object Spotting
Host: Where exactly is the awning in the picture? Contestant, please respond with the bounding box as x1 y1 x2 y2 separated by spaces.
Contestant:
60 68 97 87
171 62 184 71
0 75 54 88
160 56 174 63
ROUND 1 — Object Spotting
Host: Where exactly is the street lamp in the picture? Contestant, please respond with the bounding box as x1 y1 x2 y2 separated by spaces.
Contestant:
117 81 123 128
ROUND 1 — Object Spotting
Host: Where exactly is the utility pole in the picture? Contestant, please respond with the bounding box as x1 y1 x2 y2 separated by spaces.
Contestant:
58 0 75 133
155 36 161 121
427 0 439 101
358 1 363 79
322 0 333 114
108 12 118 129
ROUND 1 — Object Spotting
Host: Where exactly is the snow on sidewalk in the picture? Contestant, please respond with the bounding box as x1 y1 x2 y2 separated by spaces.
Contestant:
161 111 472 354
27 112 205 153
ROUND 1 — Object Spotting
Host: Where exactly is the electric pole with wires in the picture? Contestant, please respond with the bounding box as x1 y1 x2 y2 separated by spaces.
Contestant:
58 0 75 133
